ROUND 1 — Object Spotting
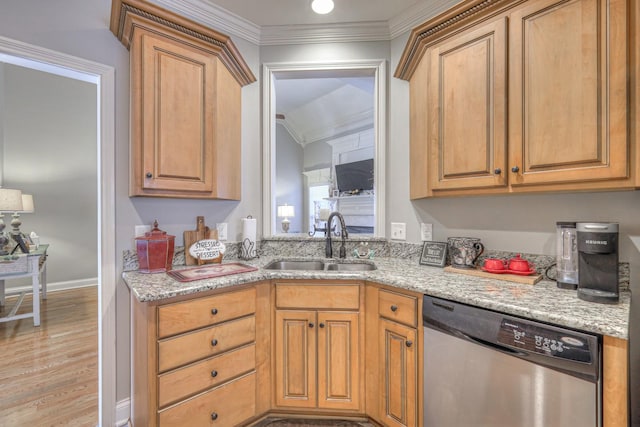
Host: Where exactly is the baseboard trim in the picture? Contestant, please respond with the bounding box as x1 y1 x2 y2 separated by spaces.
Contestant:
115 398 131 427
4 278 98 296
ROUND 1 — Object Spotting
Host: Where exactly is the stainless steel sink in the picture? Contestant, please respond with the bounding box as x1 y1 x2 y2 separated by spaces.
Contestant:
264 260 326 270
325 262 377 271
263 260 377 271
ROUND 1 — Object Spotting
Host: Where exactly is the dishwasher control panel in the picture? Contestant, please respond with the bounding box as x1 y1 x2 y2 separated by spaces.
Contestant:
498 319 592 363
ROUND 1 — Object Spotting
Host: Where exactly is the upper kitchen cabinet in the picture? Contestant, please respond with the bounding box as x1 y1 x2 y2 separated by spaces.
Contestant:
396 0 638 198
110 0 256 199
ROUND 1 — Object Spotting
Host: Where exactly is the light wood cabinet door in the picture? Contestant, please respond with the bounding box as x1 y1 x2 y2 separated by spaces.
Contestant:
423 17 508 195
379 318 417 427
274 310 317 408
317 311 360 411
508 0 629 187
132 30 215 195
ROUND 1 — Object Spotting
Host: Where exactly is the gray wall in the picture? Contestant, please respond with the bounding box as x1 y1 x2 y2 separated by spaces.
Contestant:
303 140 332 171
1 2 637 422
0 63 98 288
275 123 303 233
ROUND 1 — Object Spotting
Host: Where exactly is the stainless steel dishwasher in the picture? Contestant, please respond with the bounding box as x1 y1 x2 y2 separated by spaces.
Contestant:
423 295 601 427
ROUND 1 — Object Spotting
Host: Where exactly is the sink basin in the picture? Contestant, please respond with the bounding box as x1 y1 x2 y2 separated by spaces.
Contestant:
325 262 377 271
264 260 326 270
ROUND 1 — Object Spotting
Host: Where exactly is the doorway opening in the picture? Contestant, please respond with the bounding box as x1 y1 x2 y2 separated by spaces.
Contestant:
0 36 116 425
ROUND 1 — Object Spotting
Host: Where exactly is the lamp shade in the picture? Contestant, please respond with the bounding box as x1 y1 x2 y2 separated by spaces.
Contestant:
0 188 23 212
277 205 295 218
20 194 34 213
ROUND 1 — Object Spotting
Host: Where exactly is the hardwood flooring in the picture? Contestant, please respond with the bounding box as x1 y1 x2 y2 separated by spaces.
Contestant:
0 286 98 426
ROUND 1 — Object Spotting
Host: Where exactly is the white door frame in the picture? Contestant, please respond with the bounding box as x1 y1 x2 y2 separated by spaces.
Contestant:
0 36 116 426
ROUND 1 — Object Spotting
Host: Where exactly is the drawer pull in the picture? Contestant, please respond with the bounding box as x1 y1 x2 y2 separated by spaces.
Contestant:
210 370 218 378
211 339 218 347
211 308 218 315
406 340 413 348
390 305 398 312
309 322 314 328
211 412 218 421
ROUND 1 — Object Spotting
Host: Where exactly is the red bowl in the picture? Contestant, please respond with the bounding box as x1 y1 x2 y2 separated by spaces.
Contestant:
483 258 506 270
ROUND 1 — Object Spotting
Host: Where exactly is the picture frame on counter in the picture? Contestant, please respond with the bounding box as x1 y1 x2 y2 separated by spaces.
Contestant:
420 241 448 267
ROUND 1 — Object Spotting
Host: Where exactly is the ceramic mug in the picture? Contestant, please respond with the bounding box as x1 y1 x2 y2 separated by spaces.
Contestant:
447 237 485 269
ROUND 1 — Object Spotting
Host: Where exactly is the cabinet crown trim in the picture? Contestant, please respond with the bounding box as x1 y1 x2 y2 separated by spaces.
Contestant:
394 0 520 80
110 0 256 86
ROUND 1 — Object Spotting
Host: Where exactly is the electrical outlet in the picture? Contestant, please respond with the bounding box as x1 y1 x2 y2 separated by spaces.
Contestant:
421 223 433 241
216 223 228 241
391 222 406 240
134 225 151 238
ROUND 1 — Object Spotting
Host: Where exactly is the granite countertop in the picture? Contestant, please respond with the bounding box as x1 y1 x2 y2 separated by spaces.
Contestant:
122 256 631 339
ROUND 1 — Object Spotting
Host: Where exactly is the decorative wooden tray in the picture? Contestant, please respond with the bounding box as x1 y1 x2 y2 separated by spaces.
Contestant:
167 263 258 282
444 266 543 285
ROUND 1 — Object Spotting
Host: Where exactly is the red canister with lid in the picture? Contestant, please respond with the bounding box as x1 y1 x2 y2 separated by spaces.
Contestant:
135 220 175 273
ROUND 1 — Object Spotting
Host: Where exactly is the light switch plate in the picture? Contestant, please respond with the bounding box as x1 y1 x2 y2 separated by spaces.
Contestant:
421 223 433 241
216 223 228 241
391 222 406 240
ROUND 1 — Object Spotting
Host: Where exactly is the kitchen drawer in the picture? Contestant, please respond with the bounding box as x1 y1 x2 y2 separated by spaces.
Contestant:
158 343 256 408
158 287 256 338
378 289 417 328
276 283 360 310
158 372 256 427
158 315 255 372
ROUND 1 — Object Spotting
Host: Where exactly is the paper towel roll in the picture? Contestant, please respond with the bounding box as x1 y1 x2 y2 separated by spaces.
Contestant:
242 216 257 243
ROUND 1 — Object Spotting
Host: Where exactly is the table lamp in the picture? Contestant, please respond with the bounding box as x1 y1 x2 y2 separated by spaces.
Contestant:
0 188 23 253
277 204 295 233
11 194 34 236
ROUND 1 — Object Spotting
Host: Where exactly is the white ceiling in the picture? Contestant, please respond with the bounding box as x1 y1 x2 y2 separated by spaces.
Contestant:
150 0 461 45
275 75 374 145
205 0 427 27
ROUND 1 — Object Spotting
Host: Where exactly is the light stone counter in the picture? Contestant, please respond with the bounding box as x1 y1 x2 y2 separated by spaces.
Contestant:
122 255 630 340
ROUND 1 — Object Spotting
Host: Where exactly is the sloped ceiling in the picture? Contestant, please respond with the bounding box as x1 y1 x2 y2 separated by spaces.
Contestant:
275 75 374 145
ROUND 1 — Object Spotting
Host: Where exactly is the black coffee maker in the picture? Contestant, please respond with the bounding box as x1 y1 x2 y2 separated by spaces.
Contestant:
576 222 619 304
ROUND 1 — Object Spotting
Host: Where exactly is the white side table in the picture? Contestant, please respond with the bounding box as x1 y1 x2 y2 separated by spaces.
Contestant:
0 244 48 326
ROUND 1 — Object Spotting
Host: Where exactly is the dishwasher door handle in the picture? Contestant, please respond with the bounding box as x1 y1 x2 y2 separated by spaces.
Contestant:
426 321 527 358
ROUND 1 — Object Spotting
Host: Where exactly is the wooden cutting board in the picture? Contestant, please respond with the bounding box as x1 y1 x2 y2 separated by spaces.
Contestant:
444 266 543 285
183 216 218 265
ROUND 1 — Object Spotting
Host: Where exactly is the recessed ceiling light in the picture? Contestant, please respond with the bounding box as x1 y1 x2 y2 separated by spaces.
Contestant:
311 0 334 14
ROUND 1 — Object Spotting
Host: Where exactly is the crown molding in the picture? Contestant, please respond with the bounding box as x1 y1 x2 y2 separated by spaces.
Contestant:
388 0 462 39
148 0 262 45
276 119 304 146
260 21 391 45
147 0 454 45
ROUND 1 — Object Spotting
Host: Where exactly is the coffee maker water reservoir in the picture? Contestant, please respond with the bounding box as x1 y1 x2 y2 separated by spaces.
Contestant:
577 222 619 303
556 221 578 289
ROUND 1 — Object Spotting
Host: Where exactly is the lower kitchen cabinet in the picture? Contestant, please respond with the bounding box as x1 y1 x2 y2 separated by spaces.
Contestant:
273 281 364 413
379 319 417 427
130 284 269 427
365 286 422 427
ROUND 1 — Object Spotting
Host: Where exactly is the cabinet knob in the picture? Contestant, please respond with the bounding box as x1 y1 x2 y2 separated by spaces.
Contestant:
211 339 218 347
406 340 413 348
511 166 520 173
210 370 218 378
309 322 314 328
211 308 218 315
494 168 502 175
390 305 398 312
145 172 152 178
319 322 325 328
211 412 218 421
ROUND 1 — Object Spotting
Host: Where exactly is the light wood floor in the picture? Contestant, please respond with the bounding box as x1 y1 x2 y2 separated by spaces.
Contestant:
0 286 98 426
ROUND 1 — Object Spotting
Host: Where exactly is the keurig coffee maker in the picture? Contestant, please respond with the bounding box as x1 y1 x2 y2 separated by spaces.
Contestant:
576 222 619 303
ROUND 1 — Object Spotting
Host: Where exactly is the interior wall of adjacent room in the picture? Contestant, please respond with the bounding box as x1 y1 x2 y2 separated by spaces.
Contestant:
1 63 98 289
